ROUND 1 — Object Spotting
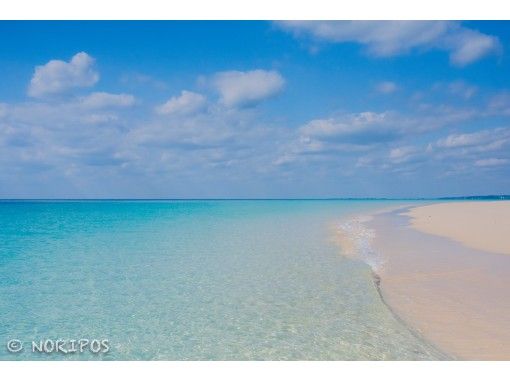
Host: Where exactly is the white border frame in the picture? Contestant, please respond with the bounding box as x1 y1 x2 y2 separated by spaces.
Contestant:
1 0 510 20
2 361 510 379
2 1 510 377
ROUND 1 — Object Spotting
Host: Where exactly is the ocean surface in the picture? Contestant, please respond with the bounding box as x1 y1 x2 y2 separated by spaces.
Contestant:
0 200 445 360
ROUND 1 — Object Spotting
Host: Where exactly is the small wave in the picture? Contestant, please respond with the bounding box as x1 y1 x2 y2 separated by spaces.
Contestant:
335 215 383 272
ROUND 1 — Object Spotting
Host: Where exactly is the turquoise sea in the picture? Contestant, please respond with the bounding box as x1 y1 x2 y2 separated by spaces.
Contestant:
0 200 445 360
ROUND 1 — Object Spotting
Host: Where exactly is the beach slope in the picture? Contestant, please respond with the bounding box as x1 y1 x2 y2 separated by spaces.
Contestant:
369 201 510 360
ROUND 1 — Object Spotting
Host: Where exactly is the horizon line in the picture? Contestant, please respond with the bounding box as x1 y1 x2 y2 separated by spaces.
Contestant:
0 195 509 201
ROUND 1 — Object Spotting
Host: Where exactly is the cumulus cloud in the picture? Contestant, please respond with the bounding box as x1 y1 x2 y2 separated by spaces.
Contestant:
375 81 398 94
212 70 285 107
431 128 510 161
299 112 400 144
0 99 129 179
279 21 448 55
80 92 136 109
446 28 500 66
274 112 403 166
278 21 500 66
295 107 473 146
155 90 206 115
422 128 510 176
275 105 484 170
4 44 509 197
28 52 99 98
352 126 510 177
354 144 427 174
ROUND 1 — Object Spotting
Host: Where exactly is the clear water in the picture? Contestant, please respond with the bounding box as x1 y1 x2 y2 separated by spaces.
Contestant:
0 200 444 360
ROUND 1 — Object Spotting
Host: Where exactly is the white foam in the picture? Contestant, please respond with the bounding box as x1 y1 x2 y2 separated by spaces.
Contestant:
336 215 383 272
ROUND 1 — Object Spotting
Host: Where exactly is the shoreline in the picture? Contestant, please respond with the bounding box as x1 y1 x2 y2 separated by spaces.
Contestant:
334 202 451 359
336 200 510 360
369 269 452 360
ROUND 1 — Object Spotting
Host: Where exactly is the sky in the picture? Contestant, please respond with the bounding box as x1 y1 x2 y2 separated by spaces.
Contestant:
0 21 509 198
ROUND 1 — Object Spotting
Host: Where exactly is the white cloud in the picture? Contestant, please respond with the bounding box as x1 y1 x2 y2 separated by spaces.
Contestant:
278 21 500 66
82 114 120 125
0 99 129 177
212 70 285 107
80 92 136 109
275 105 483 169
2 99 127 131
279 21 448 55
28 52 99 98
474 158 509 167
432 128 510 160
446 28 500 66
155 90 206 115
295 108 470 145
375 81 398 94
119 72 167 90
346 126 510 175
436 130 494 149
447 81 478 99
489 92 510 115
389 146 419 164
275 112 401 166
5 46 509 197
299 112 395 142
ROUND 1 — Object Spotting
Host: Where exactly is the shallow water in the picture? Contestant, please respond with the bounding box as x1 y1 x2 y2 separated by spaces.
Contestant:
0 200 444 360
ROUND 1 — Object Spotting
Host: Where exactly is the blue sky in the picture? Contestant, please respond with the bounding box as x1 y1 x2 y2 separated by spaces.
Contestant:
0 21 509 198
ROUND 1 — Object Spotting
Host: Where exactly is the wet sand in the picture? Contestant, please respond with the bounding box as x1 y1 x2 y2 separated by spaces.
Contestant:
369 203 510 360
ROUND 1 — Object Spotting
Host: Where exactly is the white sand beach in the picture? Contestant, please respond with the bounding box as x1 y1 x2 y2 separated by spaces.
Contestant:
407 201 510 256
364 201 510 360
